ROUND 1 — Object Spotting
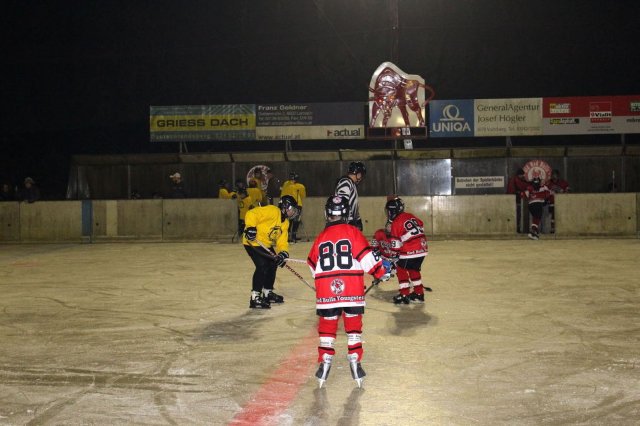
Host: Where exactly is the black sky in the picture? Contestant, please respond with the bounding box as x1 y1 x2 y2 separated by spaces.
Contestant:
2 0 640 195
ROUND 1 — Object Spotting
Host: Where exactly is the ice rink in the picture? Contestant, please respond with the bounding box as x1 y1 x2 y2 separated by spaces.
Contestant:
1 239 639 425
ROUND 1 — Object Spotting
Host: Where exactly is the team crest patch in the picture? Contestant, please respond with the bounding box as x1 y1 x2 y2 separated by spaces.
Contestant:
330 279 345 295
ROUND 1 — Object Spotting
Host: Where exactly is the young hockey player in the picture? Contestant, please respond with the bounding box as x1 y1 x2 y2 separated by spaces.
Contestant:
385 197 429 304
243 195 300 308
522 177 551 240
370 220 399 275
307 195 390 388
235 188 255 241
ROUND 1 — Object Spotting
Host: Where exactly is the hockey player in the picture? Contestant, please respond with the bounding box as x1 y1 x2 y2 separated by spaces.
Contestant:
521 177 551 240
243 195 300 308
385 197 429 304
307 195 390 388
236 188 256 241
546 169 570 233
280 172 306 242
334 161 366 230
370 220 399 275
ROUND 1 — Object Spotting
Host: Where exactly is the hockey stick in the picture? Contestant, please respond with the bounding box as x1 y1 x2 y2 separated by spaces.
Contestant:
364 279 381 295
254 239 315 291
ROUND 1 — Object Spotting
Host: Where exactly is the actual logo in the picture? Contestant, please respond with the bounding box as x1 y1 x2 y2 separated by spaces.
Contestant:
432 104 471 133
549 103 571 114
589 102 612 123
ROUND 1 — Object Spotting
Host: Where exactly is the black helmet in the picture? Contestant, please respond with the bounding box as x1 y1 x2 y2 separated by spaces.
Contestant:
325 195 349 221
348 161 366 176
289 172 299 180
532 177 541 190
385 197 405 220
278 195 300 220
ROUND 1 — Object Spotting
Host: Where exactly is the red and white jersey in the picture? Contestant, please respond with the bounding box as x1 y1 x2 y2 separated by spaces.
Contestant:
546 178 570 194
388 212 428 259
524 184 551 205
370 229 398 262
307 222 386 310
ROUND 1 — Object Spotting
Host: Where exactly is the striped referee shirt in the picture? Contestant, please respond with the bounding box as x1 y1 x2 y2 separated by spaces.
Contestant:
334 176 359 223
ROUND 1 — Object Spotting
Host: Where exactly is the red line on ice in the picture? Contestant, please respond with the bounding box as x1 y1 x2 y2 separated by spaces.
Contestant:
228 328 317 425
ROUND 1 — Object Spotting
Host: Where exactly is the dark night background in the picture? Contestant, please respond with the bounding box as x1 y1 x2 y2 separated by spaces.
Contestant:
2 0 640 198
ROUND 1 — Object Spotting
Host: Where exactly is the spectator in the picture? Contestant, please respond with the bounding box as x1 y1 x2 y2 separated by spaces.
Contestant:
130 190 142 199
546 169 570 233
522 177 551 240
0 182 15 201
19 177 41 203
507 168 529 233
280 172 306 242
167 172 188 198
218 179 236 199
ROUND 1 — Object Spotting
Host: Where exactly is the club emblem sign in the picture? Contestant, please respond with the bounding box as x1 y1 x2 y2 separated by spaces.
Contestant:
523 160 552 183
368 62 434 128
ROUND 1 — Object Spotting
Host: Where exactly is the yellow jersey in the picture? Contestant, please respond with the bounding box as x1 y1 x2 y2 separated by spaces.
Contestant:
280 181 306 207
247 187 265 205
237 195 255 220
242 205 290 253
218 188 236 199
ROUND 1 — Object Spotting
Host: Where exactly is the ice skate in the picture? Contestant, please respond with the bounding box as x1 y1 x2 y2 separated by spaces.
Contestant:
527 232 539 240
264 290 284 304
393 293 410 304
347 353 366 388
409 292 424 303
315 353 333 388
249 295 271 309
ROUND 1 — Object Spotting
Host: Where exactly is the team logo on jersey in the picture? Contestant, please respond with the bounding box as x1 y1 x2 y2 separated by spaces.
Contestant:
330 279 345 295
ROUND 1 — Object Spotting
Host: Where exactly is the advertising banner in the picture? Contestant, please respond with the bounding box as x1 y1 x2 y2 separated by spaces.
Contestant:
542 95 640 135
150 105 256 141
429 99 474 138
255 102 364 140
474 98 542 137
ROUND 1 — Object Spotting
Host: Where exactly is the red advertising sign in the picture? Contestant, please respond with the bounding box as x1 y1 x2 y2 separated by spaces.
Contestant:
542 95 640 134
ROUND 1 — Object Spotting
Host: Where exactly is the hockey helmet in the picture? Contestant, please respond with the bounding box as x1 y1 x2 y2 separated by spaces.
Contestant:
532 177 541 190
289 172 299 180
325 195 349 221
385 197 405 220
278 195 300 220
348 161 366 176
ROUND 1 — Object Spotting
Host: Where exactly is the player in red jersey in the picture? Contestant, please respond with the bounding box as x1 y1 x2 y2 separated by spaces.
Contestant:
307 195 390 388
370 221 399 276
385 197 429 304
546 169 570 233
522 177 552 240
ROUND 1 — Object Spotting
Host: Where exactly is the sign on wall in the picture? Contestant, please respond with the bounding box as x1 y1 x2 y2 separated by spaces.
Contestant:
455 176 504 189
474 98 542 137
255 102 364 140
542 95 640 135
429 99 474 138
368 62 434 128
150 105 256 141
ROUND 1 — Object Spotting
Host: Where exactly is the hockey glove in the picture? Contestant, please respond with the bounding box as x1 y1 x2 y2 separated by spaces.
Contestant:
275 251 289 267
382 259 392 274
244 227 257 241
